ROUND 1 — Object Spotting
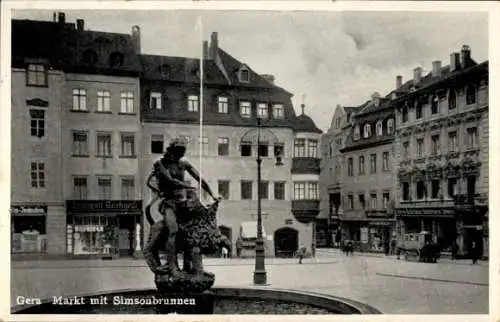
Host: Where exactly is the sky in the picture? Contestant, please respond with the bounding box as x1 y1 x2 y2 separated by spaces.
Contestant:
12 10 488 132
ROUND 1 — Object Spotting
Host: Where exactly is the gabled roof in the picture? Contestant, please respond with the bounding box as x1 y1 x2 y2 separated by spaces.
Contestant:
217 48 292 95
139 54 228 84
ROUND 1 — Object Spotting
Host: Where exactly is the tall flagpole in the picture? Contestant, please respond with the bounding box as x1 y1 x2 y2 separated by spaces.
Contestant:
198 16 204 198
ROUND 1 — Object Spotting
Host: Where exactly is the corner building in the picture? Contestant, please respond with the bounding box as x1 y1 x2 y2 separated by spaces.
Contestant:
140 32 322 257
393 46 488 257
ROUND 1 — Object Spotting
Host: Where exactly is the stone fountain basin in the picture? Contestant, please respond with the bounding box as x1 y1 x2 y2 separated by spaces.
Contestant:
11 286 382 315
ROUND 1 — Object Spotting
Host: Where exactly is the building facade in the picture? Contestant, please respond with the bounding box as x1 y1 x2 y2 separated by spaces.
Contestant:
139 32 322 258
338 93 396 252
393 46 489 257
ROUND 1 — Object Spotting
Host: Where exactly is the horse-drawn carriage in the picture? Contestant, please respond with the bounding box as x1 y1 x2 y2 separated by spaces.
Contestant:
398 231 440 263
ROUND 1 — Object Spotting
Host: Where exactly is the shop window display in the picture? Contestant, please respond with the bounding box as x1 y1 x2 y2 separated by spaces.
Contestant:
70 216 118 255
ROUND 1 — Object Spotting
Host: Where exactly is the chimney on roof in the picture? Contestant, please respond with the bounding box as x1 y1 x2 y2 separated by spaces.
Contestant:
58 12 66 24
131 25 141 54
413 67 422 84
432 61 442 78
209 32 219 60
371 92 381 106
76 19 84 31
203 41 209 60
460 45 471 69
450 52 460 72
301 94 306 115
396 75 403 89
260 74 275 84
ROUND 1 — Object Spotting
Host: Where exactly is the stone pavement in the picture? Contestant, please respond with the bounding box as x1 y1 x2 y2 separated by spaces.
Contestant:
10 250 489 314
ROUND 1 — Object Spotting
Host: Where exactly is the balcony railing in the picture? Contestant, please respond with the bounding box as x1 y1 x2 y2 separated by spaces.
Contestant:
291 200 320 224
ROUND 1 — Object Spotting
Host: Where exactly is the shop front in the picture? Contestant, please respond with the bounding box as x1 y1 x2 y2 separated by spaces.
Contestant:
65 200 142 257
11 205 47 253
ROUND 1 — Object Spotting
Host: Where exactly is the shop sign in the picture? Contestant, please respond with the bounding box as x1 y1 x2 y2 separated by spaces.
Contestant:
11 206 47 216
395 208 454 217
66 200 142 214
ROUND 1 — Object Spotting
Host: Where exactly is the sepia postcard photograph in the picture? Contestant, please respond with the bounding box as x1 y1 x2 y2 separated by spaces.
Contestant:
0 1 497 321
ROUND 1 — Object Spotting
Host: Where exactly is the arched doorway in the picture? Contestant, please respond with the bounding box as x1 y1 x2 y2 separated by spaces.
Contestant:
219 225 232 258
274 227 299 258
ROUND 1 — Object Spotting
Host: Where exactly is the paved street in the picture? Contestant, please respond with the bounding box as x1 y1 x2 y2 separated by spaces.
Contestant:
11 249 488 314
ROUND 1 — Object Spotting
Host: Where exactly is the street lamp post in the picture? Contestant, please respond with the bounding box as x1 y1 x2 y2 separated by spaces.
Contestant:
254 117 267 285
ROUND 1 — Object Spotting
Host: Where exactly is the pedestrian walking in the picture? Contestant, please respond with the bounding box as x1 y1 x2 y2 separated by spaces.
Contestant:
235 237 242 258
221 246 228 259
298 246 306 264
390 239 397 255
471 241 479 265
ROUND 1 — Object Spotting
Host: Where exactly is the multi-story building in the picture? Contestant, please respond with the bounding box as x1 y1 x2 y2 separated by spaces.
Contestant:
393 45 488 258
11 14 143 257
137 32 323 257
319 104 358 247
11 16 323 258
338 93 396 252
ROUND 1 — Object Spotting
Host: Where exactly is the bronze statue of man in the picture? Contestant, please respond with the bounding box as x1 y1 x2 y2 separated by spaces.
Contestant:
144 137 220 276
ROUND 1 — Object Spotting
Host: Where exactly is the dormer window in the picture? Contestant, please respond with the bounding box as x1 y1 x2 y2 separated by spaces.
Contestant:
109 51 124 68
376 121 383 136
272 104 284 119
387 118 394 134
431 95 439 114
150 92 162 110
466 85 477 105
26 63 48 87
363 124 371 138
353 125 360 141
187 95 199 112
82 49 98 64
239 67 250 83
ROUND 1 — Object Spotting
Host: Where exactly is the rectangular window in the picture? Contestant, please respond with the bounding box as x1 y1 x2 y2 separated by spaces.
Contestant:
383 193 390 209
416 181 426 200
431 135 440 155
348 157 353 177
370 154 377 173
97 176 112 199
121 177 135 200
358 156 365 175
30 109 45 138
293 182 306 200
73 176 88 200
416 104 422 119
188 95 199 112
121 133 135 157
218 97 228 113
347 195 354 210
448 178 457 198
274 143 284 158
274 182 285 200
308 139 318 158
257 103 268 119
260 181 269 199
466 127 477 149
97 90 111 112
151 135 164 154
218 180 230 200
307 182 319 199
198 136 208 155
240 101 251 118
383 152 389 171
258 142 269 157
416 138 424 157
150 92 162 110
294 139 306 157
358 194 365 209
240 141 252 157
30 162 45 188
448 131 457 152
72 131 88 156
370 193 377 209
97 133 112 157
120 91 134 113
403 141 409 159
72 89 87 111
402 182 410 201
402 107 408 123
241 181 253 200
217 137 229 156
27 64 47 86
272 104 284 119
431 180 440 199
